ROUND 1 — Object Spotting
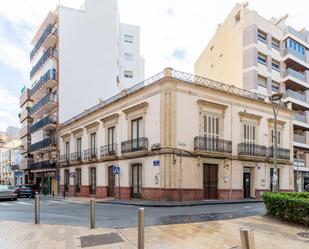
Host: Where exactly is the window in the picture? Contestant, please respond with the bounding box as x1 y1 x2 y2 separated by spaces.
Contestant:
64 169 69 191
108 126 115 152
243 123 256 143
65 142 70 160
272 59 280 71
90 133 96 150
124 70 133 78
75 168 81 193
271 38 279 50
76 138 82 158
258 75 267 88
131 118 143 150
203 114 219 138
285 38 305 55
272 81 280 92
124 35 133 43
258 30 267 43
271 130 281 146
124 53 133 61
257 53 267 65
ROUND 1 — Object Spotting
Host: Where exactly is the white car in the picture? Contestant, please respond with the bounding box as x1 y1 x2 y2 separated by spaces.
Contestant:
0 185 17 201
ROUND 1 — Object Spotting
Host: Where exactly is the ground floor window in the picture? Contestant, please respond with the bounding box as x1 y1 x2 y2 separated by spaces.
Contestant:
64 170 69 191
75 168 81 193
132 164 142 198
89 168 96 195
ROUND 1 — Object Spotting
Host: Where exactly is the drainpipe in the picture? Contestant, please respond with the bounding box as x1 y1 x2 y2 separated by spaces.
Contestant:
229 103 233 200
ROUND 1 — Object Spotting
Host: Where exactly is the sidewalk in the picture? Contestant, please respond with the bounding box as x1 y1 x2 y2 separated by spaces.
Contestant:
1 216 308 249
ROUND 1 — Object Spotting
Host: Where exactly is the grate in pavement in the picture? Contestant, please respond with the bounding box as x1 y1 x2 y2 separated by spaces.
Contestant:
297 232 309 239
79 233 124 248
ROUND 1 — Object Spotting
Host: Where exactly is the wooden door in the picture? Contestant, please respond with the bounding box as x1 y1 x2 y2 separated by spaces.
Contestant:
203 164 218 199
243 172 251 198
89 168 96 195
108 166 115 197
132 164 142 198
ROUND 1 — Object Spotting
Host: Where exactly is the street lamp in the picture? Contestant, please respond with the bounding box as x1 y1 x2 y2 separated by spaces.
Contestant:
269 93 283 193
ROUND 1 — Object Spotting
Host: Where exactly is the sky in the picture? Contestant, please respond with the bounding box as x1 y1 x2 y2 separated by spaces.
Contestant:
0 0 308 132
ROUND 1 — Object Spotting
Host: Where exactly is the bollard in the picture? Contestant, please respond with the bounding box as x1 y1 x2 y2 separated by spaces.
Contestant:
35 193 40 224
138 208 145 249
240 227 255 249
90 199 95 229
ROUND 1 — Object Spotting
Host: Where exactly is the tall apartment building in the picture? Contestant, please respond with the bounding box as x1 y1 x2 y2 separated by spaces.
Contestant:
195 2 309 191
20 0 144 195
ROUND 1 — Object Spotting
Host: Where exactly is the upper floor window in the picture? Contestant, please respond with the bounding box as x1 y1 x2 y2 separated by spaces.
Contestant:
258 75 267 88
203 114 219 138
65 142 70 159
271 38 279 50
124 35 133 43
257 53 267 65
243 123 256 144
132 118 143 140
124 70 133 78
285 38 305 55
90 133 96 150
258 30 267 43
76 138 82 154
271 59 280 71
271 129 281 147
124 53 133 61
272 81 280 92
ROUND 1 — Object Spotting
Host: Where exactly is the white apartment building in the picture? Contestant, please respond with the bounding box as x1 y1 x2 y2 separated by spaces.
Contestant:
195 2 309 191
59 68 294 201
21 0 144 194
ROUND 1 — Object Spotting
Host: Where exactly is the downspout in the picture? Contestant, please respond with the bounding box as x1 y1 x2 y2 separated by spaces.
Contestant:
229 103 233 200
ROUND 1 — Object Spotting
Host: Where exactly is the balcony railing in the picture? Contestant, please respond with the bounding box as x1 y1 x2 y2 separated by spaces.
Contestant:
238 143 266 157
30 48 57 79
286 89 306 102
294 134 306 144
194 136 232 153
30 24 57 60
30 137 56 152
100 144 117 158
121 137 148 153
30 116 57 134
284 47 306 62
29 160 56 171
29 92 57 116
19 107 31 122
294 159 305 167
294 112 306 123
284 68 306 82
267 147 290 160
30 69 57 97
83 148 98 160
59 154 70 166
285 26 307 43
71 152 82 162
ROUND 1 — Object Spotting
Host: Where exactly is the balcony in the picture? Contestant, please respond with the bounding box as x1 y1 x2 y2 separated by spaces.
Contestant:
29 160 56 171
71 152 82 163
237 143 266 157
19 107 31 122
285 26 307 43
30 24 57 60
30 116 56 134
283 47 306 62
294 112 306 123
100 144 117 158
30 137 56 153
266 147 290 160
20 88 31 106
294 159 305 167
59 155 70 166
284 68 306 82
30 69 57 100
194 136 232 154
83 148 98 161
29 93 57 118
121 137 148 154
19 125 30 138
286 89 306 102
30 48 57 79
19 158 34 170
294 134 306 144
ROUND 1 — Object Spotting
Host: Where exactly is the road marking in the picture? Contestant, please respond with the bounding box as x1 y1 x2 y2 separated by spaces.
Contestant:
0 202 14 206
16 201 32 205
46 200 68 204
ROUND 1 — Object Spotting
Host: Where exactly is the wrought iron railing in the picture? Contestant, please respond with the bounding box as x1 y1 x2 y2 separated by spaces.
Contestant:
30 69 57 97
29 92 57 116
267 147 290 160
29 160 56 170
194 136 232 153
71 152 82 162
30 24 57 60
83 148 98 160
30 137 56 152
100 144 117 158
294 159 305 167
30 115 57 134
30 48 57 79
238 143 266 157
121 138 148 153
59 154 70 166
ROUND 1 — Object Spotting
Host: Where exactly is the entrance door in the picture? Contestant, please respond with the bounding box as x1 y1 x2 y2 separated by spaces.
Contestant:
132 164 142 198
243 172 251 198
203 164 218 199
108 166 115 197
89 168 96 195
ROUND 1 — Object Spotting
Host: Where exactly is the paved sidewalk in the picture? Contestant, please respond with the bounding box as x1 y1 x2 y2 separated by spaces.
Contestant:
0 215 308 249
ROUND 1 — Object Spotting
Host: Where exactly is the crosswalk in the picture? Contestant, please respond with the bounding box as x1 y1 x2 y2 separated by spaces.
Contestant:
0 199 83 206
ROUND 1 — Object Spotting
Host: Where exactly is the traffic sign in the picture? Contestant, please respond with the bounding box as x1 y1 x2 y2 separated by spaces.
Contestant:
113 165 120 175
153 160 160 166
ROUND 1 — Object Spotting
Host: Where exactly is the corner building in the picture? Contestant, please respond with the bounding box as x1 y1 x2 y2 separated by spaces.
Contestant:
60 68 294 201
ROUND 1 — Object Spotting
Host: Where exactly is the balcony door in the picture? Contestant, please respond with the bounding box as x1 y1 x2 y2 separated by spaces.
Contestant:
202 114 219 150
203 164 218 199
65 142 70 160
131 118 143 150
108 127 116 155
243 123 256 155
90 133 96 157
132 164 142 198
76 138 82 160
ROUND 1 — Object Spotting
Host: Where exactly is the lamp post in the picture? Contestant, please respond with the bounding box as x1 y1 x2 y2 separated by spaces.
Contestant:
269 93 283 193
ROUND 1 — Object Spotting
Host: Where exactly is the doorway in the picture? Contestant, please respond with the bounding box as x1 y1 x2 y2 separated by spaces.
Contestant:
203 164 218 199
89 168 96 195
132 164 142 198
107 166 115 197
243 172 251 198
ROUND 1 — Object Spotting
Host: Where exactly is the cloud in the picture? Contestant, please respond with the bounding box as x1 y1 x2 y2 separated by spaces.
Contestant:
171 49 186 61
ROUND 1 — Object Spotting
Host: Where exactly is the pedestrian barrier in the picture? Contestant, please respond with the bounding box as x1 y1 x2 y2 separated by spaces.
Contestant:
240 227 255 249
35 193 40 224
138 208 145 249
90 199 95 229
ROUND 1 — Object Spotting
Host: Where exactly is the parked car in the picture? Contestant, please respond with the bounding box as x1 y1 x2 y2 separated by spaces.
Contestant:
14 185 36 198
0 185 17 201
24 184 40 194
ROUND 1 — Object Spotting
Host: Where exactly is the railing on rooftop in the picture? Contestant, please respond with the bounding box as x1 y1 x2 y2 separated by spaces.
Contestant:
30 48 57 79
29 92 57 116
30 69 57 97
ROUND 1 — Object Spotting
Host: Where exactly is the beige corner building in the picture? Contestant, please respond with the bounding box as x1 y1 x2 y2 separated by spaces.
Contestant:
59 68 293 201
195 2 309 191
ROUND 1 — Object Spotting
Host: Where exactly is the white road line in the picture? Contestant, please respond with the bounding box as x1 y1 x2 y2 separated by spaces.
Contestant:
0 202 14 206
16 201 32 205
46 200 68 204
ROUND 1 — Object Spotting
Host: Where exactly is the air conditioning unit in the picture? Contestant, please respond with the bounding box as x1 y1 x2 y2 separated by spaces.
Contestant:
151 143 161 151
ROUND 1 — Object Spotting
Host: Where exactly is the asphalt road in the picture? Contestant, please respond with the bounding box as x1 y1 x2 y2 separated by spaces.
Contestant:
0 198 265 228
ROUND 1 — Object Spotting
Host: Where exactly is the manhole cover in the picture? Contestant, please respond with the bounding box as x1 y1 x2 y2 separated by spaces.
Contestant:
80 233 124 248
297 232 309 239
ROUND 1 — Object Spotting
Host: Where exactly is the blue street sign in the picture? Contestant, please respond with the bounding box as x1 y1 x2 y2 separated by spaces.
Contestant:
113 165 120 175
153 160 160 166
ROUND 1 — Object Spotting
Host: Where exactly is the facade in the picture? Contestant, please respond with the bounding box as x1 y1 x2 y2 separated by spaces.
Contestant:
21 0 144 195
59 68 294 201
195 2 309 191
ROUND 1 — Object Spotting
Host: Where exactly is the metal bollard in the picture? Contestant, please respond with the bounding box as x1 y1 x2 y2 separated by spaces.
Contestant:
90 199 95 229
138 208 145 249
35 193 40 224
240 227 255 249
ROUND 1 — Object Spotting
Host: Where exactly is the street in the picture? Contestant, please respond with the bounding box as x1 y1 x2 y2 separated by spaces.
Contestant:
0 198 265 228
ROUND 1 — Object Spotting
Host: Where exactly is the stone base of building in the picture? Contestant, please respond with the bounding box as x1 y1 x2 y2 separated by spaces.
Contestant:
141 187 203 201
114 187 131 200
218 189 244 200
